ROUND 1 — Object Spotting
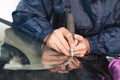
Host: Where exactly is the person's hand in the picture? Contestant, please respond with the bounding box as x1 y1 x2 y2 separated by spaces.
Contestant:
50 57 82 73
44 27 75 56
41 45 82 73
73 34 90 57
41 45 69 68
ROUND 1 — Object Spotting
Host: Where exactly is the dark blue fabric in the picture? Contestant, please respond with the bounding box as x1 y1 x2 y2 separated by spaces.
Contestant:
12 0 120 55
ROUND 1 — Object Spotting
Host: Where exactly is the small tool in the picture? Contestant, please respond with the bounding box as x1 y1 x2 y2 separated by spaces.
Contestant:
66 9 75 57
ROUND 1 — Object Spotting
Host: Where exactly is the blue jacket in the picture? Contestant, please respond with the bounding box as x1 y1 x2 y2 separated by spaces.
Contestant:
12 0 120 55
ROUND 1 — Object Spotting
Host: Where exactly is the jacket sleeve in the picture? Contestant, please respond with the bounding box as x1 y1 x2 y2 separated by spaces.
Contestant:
12 0 54 42
87 1 120 55
87 26 120 55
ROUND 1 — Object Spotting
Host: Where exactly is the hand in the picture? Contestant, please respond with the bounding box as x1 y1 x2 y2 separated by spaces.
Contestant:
41 45 68 68
50 57 82 73
44 27 75 56
73 34 90 57
41 45 82 73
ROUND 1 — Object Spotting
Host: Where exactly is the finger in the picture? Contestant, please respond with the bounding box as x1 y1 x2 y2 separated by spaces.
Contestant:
74 43 87 51
45 33 62 53
49 39 62 53
74 49 87 53
54 40 69 55
43 49 68 60
42 59 67 65
50 65 69 73
73 58 83 67
41 53 68 65
47 29 69 55
50 67 61 72
68 63 77 70
74 48 87 57
52 44 61 53
71 58 80 67
61 28 75 47
74 51 85 57
47 55 68 61
60 65 66 71
58 65 69 73
54 29 70 54
68 58 81 70
42 56 68 62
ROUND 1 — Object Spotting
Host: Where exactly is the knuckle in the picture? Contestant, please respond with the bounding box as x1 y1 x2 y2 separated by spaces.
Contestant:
60 27 65 30
66 33 72 37
53 29 58 33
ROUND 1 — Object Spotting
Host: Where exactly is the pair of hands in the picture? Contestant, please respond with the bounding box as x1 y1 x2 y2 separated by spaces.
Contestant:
44 27 90 57
42 27 90 73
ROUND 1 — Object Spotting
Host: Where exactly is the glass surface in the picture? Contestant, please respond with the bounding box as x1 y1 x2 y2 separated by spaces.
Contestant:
0 23 72 70
0 20 74 80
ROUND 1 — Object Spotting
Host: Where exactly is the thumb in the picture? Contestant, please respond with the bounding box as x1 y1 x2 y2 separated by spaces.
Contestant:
74 34 84 41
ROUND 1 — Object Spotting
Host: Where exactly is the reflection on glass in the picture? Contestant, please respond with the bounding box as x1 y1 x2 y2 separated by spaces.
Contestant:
0 28 71 70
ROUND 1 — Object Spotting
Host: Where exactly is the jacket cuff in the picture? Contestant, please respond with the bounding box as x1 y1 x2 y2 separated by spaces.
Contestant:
39 28 54 43
86 37 97 54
